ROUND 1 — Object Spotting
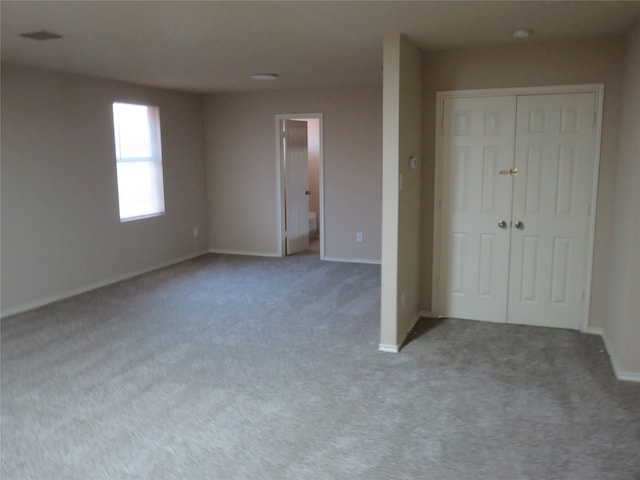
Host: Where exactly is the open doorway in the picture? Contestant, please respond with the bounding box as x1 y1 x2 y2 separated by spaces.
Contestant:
276 113 323 258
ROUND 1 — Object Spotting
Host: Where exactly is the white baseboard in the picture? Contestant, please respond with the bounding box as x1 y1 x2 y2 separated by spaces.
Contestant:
601 330 640 383
419 310 435 318
378 343 399 353
1 251 209 319
208 249 281 258
582 326 603 335
322 256 381 265
615 371 640 383
399 311 422 348
379 312 422 354
207 250 380 264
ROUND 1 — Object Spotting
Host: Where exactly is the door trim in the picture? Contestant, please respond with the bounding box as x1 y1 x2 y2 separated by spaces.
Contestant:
432 84 605 332
275 113 324 258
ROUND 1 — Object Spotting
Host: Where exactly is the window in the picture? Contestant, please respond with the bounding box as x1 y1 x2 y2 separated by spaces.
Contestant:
112 102 165 221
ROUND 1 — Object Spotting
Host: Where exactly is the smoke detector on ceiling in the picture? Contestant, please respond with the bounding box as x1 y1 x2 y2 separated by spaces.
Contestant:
20 31 63 41
512 29 532 39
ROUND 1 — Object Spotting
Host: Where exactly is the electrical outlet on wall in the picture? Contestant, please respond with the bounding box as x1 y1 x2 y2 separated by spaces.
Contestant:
356 232 363 242
193 227 199 238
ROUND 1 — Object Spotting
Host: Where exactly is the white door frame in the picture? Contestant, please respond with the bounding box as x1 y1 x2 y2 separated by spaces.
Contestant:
432 84 605 332
275 113 324 258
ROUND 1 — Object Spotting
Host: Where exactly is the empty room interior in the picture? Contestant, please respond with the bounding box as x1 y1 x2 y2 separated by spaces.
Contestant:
2 1 640 479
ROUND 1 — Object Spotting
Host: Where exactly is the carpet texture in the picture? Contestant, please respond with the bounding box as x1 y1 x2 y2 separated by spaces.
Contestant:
2 253 639 479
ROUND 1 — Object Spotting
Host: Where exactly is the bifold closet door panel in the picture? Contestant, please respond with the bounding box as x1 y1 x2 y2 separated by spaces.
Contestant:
438 96 516 322
507 93 596 329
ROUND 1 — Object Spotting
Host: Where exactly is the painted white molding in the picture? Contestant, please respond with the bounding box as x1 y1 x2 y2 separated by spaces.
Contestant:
322 256 381 265
602 330 640 383
615 372 640 383
1 251 208 319
581 85 606 332
436 84 606 98
378 343 400 353
582 326 604 335
419 310 435 318
208 249 280 258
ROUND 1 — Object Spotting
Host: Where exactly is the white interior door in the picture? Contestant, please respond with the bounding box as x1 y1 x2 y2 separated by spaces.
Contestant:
438 96 516 322
437 90 597 330
283 119 310 255
507 93 596 329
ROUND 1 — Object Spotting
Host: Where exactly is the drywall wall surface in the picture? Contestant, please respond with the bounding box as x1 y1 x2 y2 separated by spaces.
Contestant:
396 36 424 342
420 36 625 329
204 86 382 261
604 22 640 376
380 33 401 347
1 64 208 316
380 33 423 348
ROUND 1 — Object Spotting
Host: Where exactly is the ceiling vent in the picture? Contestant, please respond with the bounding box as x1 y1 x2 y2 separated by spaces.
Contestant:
20 31 63 41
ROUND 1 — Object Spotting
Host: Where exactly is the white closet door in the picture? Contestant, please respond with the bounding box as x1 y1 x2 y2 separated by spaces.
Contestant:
507 93 596 329
438 96 516 322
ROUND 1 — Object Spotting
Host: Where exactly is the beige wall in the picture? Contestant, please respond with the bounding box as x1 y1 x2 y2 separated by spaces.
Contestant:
604 22 640 376
396 36 424 343
1 64 208 316
204 87 382 261
420 37 626 330
380 34 423 349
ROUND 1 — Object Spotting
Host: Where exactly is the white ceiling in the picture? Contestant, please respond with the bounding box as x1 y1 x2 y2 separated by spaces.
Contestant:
2 1 640 93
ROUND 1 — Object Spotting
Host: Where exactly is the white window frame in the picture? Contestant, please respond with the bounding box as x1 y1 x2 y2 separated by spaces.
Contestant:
112 102 165 222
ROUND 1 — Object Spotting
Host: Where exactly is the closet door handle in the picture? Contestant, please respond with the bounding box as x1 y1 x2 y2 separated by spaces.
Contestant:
498 220 508 229
514 221 524 230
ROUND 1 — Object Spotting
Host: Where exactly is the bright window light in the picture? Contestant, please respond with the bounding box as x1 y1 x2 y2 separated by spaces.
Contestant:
112 102 165 221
